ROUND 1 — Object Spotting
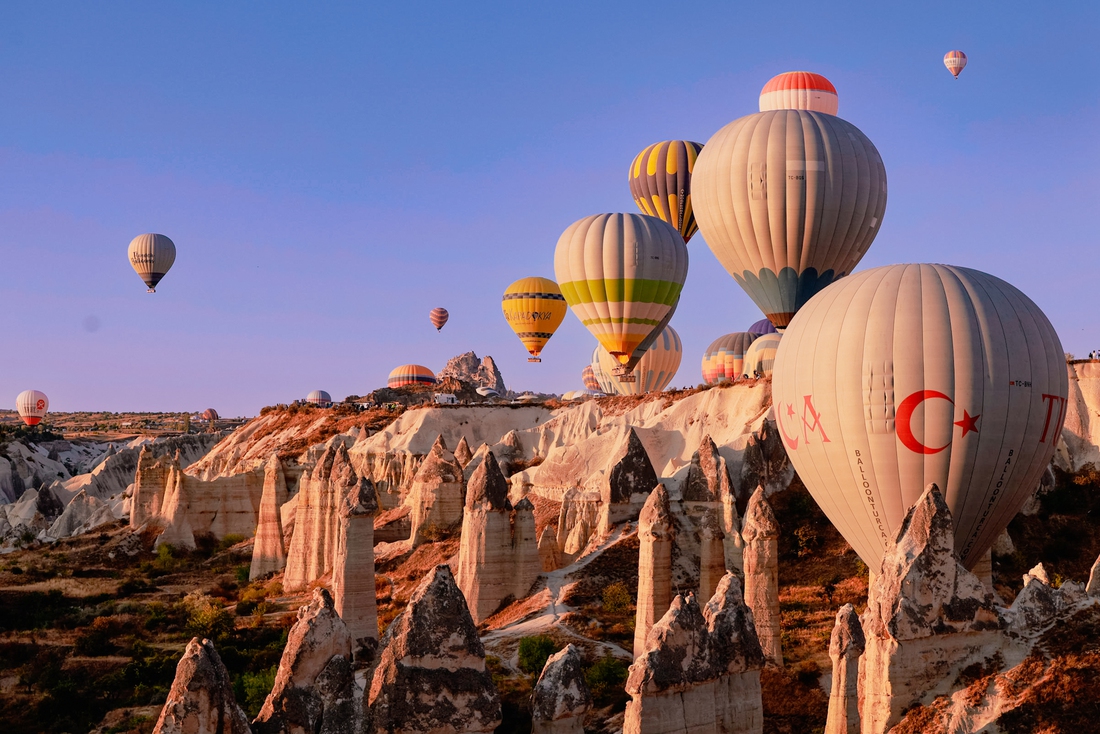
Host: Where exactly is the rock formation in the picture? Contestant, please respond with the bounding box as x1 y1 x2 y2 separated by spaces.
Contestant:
741 487 781 665
699 508 727 605
737 418 794 506
538 526 561 572
1006 562 1085 634
599 428 659 535
625 573 765 734
684 435 744 573
153 637 252 734
456 452 541 624
253 588 362 734
859 484 1002 734
1088 551 1100 597
824 604 864 734
531 644 591 734
454 436 473 469
634 484 674 659
250 455 289 580
438 351 507 394
46 489 114 539
369 565 501 733
406 435 465 546
332 471 379 648
556 486 600 563
130 445 173 527
456 451 513 624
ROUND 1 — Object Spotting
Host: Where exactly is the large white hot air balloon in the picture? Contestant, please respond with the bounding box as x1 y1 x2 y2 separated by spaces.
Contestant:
772 264 1067 571
597 325 682 395
16 390 49 426
555 213 688 371
692 72 887 330
128 233 177 293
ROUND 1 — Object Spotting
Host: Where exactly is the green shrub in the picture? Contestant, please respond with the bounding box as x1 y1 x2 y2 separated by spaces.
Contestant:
179 592 234 640
73 617 117 657
234 565 251 585
234 665 277 718
584 652 629 705
518 635 558 675
219 534 249 551
601 581 633 615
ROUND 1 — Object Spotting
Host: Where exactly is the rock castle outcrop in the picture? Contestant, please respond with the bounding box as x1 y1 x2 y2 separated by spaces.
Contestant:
438 351 507 395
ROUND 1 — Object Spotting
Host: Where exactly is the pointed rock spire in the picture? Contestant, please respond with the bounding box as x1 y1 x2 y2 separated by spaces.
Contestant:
825 604 864 734
531 644 591 734
698 508 727 604
152 637 252 734
454 435 473 468
605 428 658 505
742 486 781 665
466 450 511 511
634 484 674 659
683 435 733 503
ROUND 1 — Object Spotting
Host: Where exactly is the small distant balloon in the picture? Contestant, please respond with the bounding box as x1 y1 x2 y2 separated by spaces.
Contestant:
82 315 101 333
127 233 176 293
944 50 967 79
430 307 449 331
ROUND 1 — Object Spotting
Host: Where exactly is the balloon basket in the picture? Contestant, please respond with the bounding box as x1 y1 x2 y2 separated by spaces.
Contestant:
147 288 156 293
528 358 541 363
617 375 636 383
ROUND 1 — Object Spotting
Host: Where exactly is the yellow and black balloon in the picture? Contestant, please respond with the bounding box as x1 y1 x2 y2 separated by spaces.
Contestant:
628 140 704 243
502 277 567 362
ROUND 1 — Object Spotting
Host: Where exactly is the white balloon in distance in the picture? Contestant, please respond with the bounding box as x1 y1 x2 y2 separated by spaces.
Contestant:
772 264 1068 571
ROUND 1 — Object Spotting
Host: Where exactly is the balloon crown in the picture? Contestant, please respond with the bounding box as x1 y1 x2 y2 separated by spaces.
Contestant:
758 71 838 115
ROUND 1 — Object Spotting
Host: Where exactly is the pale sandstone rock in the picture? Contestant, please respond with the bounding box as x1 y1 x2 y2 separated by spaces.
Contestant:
859 484 1002 734
531 644 591 734
46 490 110 539
991 528 1015 557
538 526 561 572
153 637 252 734
556 486 600 563
699 508 727 605
1008 569 1086 634
283 445 338 591
456 451 516 624
741 487 781 666
130 445 173 527
437 351 507 394
635 484 674 659
824 604 864 734
625 573 764 734
250 455 289 580
512 496 542 599
738 418 794 502
253 588 362 734
454 436 473 469
683 435 734 505
406 435 465 546
333 473 379 647
369 565 501 733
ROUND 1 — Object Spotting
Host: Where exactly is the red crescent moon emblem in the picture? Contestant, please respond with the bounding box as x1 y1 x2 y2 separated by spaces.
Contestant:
777 402 800 450
896 390 954 455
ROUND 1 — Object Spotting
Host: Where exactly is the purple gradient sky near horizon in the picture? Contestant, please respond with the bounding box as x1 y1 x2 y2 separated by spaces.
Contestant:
0 3 1096 417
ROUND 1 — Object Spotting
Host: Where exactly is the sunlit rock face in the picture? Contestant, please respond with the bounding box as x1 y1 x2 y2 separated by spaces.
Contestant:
825 604 864 734
369 565 502 734
153 637 252 734
859 483 1003 734
625 573 765 734
741 487 781 666
406 436 465 547
250 455 289 581
634 484 674 659
531 644 591 734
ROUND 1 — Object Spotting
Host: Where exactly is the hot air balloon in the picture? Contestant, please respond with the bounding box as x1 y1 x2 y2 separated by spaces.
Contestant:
430 307 449 331
692 72 887 331
743 333 780 379
306 390 333 407
582 364 601 393
590 347 617 394
772 263 1067 571
628 140 704 242
555 213 688 374
387 365 437 388
758 71 838 115
16 390 49 426
701 332 759 384
201 409 219 421
502 277 568 362
127 233 176 293
597 325 682 396
944 50 967 79
747 318 777 336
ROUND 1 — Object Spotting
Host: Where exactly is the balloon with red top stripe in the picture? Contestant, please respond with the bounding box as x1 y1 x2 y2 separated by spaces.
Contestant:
758 71 838 115
16 390 49 426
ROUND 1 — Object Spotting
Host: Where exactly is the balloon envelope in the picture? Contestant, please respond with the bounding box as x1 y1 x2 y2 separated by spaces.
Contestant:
502 277 567 361
387 365 437 389
692 100 887 330
306 390 332 406
944 50 967 78
202 409 219 421
758 71 838 115
127 233 176 292
582 364 601 393
16 390 49 426
701 332 759 384
597 325 682 395
628 140 704 242
747 318 777 336
555 213 688 364
743 333 780 378
430 307 449 331
772 263 1067 570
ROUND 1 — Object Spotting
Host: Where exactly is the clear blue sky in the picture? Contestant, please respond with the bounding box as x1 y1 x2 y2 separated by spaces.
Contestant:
0 2 1096 417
